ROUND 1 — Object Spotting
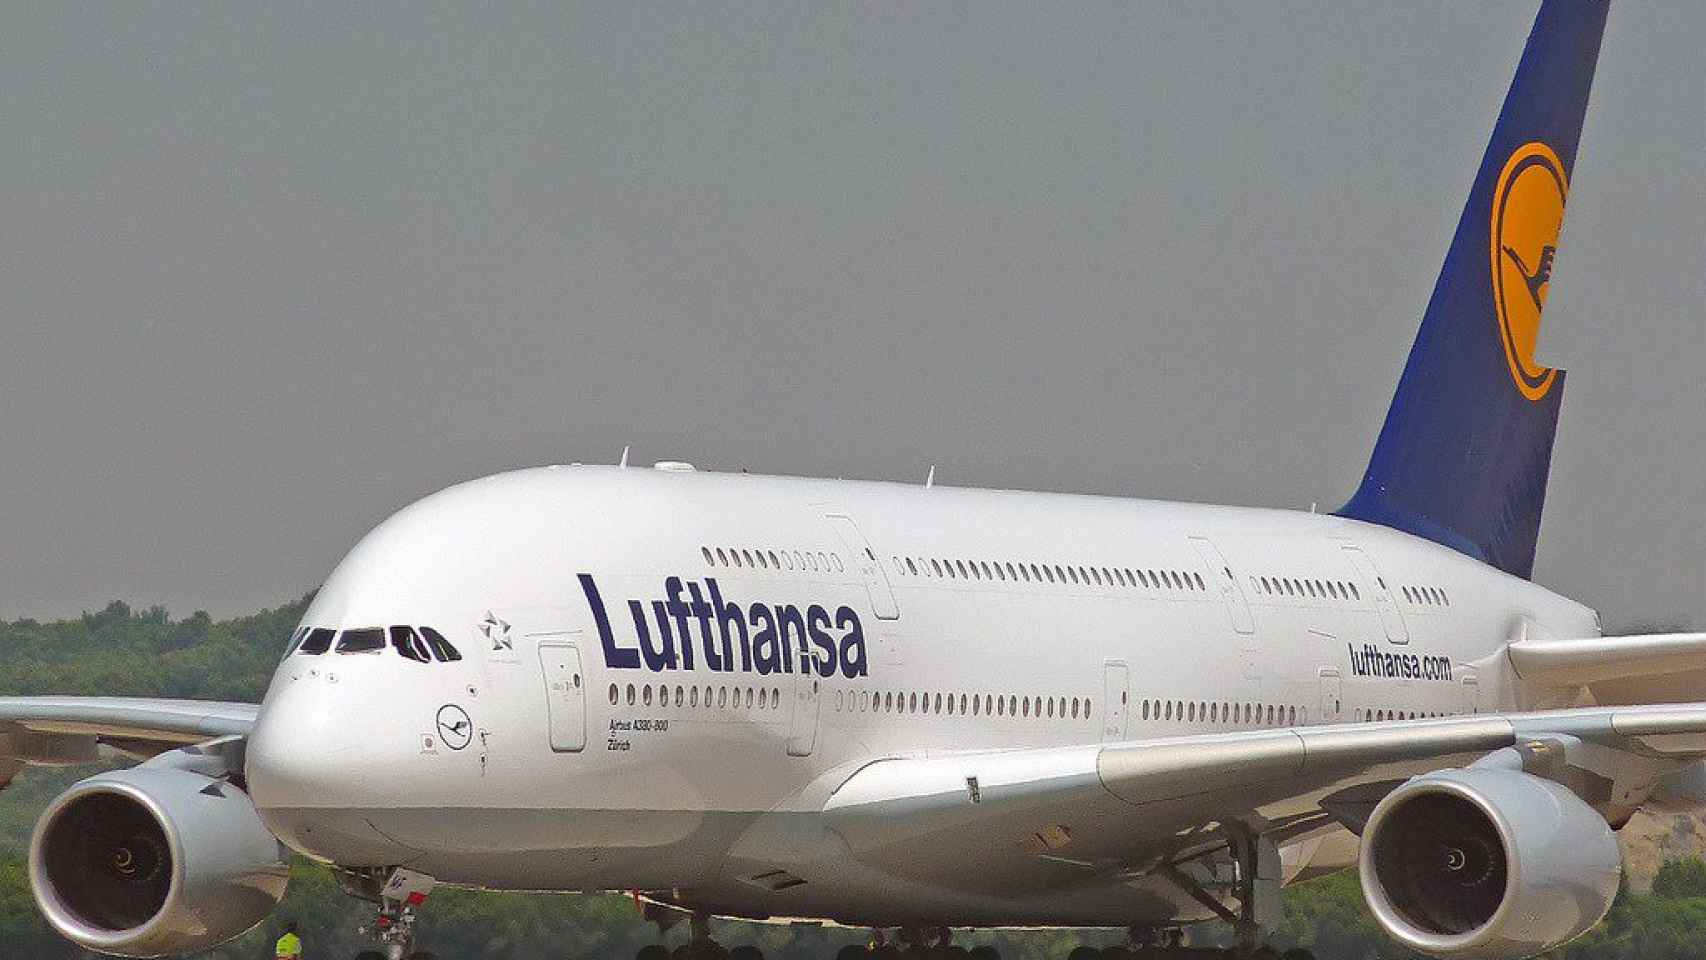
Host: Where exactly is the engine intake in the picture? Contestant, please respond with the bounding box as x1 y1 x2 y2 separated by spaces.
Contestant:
1359 768 1620 960
30 767 289 957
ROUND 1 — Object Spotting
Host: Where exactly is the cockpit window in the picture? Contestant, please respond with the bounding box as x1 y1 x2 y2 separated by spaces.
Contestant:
420 627 462 662
335 628 386 654
282 626 309 658
390 625 431 663
299 627 336 655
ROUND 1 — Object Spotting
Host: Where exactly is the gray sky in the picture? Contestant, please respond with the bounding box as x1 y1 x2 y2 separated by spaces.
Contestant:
1 2 1700 628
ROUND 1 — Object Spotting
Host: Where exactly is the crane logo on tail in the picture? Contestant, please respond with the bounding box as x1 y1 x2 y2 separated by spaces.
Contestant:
1490 141 1568 402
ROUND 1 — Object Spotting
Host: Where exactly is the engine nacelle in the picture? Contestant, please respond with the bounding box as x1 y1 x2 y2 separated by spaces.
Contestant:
29 766 289 958
1359 767 1620 960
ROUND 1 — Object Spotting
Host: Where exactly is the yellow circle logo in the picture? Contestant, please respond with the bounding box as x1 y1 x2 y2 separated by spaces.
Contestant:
1490 141 1567 401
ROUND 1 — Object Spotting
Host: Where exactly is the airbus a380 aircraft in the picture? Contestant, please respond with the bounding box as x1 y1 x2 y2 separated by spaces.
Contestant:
5 3 1702 960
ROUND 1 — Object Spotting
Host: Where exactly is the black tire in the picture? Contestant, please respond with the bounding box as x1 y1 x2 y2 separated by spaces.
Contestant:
837 945 870 960
968 946 1001 960
727 945 765 960
354 953 387 960
407 953 437 960
640 945 674 960
1101 948 1134 960
1280 950 1314 960
871 946 901 960
1068 947 1102 960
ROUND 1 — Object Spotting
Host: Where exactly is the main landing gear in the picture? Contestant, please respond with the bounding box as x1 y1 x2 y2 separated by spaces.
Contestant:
338 866 438 960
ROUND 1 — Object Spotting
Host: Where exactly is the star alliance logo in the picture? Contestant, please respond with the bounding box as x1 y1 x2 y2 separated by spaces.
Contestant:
480 611 512 652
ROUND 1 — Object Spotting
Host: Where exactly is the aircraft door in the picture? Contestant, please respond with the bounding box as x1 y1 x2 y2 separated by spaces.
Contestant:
787 672 820 757
1317 667 1342 724
537 641 586 752
1102 660 1130 741
826 515 900 620
1340 545 1410 644
1190 537 1255 634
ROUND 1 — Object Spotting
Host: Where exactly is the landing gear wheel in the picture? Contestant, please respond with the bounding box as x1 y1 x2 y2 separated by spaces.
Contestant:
727 945 764 960
1280 950 1315 960
872 945 901 960
355 953 386 960
1102 948 1133 960
406 953 438 960
968 947 1001 960
837 946 870 960
1068 948 1102 960
639 945 673 960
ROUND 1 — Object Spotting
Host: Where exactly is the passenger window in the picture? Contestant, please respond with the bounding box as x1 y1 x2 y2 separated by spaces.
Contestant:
335 628 385 654
420 627 462 662
390 626 431 663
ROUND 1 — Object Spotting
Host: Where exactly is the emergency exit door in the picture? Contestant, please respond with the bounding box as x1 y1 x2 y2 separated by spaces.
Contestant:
538 642 586 752
787 673 820 757
826 515 900 620
1103 661 1130 741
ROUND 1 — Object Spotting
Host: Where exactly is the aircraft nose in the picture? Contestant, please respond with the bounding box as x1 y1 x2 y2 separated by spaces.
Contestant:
246 672 358 811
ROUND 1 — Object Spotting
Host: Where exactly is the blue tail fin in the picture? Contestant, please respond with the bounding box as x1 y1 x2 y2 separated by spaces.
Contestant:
1337 1 1609 579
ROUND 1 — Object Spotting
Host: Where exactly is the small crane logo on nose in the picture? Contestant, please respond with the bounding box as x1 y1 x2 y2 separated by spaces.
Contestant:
480 611 513 652
436 704 474 751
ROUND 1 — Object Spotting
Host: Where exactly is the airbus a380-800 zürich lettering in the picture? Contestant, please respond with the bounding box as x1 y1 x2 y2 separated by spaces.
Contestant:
10 4 1705 960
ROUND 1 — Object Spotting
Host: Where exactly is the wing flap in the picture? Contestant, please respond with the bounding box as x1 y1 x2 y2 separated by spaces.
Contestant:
821 704 1706 890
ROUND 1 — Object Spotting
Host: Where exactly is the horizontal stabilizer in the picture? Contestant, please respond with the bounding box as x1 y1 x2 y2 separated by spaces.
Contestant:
1508 633 1706 703
1508 633 1706 685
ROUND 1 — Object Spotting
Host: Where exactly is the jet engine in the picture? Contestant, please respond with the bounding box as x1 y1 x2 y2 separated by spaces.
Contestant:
29 766 289 958
1358 767 1620 960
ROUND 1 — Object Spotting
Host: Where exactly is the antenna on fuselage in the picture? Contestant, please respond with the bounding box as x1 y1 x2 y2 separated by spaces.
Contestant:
924 464 936 488
619 445 630 468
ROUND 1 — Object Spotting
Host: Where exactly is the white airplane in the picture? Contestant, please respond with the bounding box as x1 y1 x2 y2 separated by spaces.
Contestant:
4 3 1700 960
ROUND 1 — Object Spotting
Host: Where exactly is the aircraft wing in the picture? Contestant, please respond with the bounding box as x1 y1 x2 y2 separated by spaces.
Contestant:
1510 632 1706 703
821 704 1706 893
0 696 258 787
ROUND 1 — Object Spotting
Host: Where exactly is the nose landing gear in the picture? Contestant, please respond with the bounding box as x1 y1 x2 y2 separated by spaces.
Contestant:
337 866 438 960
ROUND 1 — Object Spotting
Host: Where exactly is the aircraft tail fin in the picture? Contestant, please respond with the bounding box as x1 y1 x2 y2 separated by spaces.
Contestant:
1337 1 1609 579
